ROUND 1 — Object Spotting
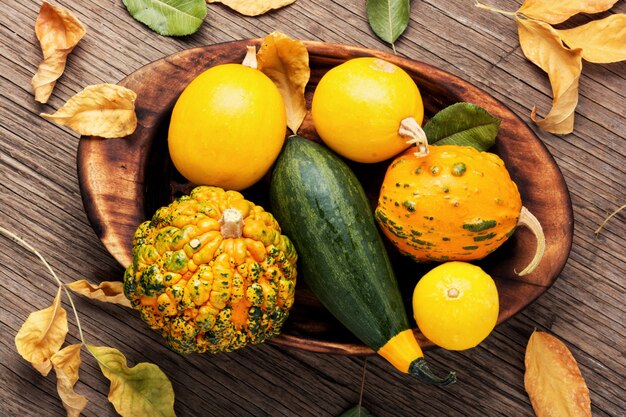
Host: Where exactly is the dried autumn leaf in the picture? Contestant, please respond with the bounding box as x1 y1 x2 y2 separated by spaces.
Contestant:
207 0 296 16
516 16 583 134
51 344 88 417
87 345 176 417
41 84 138 138
32 1 86 103
557 14 626 64
517 0 618 24
257 32 310 135
15 287 68 376
525 331 591 417
67 280 131 308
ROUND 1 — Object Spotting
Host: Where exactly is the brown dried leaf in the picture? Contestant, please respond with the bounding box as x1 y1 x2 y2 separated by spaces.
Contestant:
257 31 310 135
206 0 295 16
51 344 88 417
32 1 86 103
15 287 68 376
557 14 626 64
517 0 618 24
67 280 132 308
516 16 583 134
40 84 138 138
525 331 591 417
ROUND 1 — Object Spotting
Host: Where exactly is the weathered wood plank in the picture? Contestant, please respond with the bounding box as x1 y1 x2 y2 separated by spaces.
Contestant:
1 0 624 416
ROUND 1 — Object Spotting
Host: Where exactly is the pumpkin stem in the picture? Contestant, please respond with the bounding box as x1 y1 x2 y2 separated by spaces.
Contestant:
516 206 545 276
242 45 258 69
219 208 244 239
399 117 429 157
409 358 457 386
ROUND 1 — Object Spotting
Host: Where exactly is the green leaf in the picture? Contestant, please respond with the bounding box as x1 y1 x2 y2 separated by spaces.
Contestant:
340 405 375 417
366 0 410 46
122 0 207 36
424 102 500 151
87 345 176 417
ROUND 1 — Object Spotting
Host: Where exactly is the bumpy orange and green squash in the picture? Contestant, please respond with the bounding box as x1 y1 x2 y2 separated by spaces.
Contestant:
376 145 544 275
124 186 297 354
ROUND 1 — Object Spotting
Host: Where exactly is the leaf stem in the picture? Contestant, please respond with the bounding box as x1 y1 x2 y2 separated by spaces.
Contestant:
0 226 85 344
595 204 625 236
474 1 516 17
358 359 367 408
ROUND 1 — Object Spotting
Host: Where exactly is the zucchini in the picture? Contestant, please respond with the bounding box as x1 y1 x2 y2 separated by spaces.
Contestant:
269 136 455 385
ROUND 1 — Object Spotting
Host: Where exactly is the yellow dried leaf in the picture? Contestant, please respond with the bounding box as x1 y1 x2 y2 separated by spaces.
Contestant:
257 32 310 135
32 1 86 103
87 345 176 417
517 0 618 24
51 344 88 417
41 84 137 138
557 14 626 64
15 287 68 376
207 0 296 16
67 280 131 308
525 331 591 417
516 16 583 134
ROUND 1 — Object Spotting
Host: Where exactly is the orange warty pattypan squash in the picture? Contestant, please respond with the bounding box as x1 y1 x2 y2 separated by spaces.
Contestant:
376 145 523 262
168 64 286 190
124 186 297 354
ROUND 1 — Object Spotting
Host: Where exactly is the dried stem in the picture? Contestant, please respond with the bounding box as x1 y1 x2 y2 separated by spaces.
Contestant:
595 204 625 236
475 0 516 17
0 226 85 344
516 207 546 276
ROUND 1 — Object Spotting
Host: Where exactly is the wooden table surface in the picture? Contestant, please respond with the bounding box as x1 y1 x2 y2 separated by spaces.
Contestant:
1 1 624 416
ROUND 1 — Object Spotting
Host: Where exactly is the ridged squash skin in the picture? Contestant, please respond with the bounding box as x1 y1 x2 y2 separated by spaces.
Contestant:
124 186 297 354
269 136 408 350
376 145 522 262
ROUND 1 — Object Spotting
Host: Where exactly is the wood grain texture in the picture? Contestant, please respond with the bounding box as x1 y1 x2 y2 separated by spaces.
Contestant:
1 0 624 416
77 40 573 354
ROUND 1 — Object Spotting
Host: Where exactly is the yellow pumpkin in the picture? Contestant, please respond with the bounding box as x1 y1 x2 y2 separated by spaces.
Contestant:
311 57 424 163
168 64 286 190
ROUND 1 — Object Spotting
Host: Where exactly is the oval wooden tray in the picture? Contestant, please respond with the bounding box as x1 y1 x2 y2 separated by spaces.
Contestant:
78 40 573 355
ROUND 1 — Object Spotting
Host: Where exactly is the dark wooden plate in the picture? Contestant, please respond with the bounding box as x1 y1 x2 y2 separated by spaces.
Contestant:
78 40 573 355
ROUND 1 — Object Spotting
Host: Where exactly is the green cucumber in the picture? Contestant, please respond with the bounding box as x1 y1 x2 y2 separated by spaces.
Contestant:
269 136 455 385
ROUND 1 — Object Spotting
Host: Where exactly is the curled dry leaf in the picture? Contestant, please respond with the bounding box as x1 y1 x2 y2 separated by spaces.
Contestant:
15 287 68 376
525 331 591 417
207 0 296 16
87 345 176 417
558 14 626 64
257 31 310 135
517 0 618 24
516 16 583 134
32 1 86 103
41 84 138 138
67 280 132 308
51 344 88 417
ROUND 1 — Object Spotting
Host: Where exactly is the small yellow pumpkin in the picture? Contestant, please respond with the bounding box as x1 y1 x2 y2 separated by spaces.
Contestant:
168 64 286 190
376 145 544 275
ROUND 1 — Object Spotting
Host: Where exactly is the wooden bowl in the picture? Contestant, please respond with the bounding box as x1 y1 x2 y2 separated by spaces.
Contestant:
78 40 573 355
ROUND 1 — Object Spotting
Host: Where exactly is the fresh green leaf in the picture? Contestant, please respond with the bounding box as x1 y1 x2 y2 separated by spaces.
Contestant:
366 0 410 47
122 0 207 36
340 405 375 417
424 102 500 151
87 345 176 417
